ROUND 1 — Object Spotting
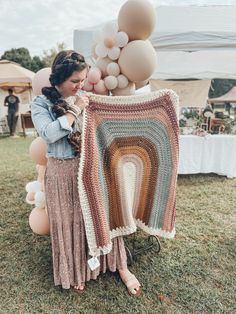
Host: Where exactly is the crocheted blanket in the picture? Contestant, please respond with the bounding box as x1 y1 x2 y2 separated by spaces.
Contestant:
78 89 179 257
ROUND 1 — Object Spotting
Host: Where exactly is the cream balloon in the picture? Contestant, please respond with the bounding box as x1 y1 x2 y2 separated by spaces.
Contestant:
29 207 50 236
111 82 136 96
32 68 51 96
118 0 156 41
95 43 108 58
118 40 156 82
96 57 112 77
104 76 118 90
107 62 120 77
117 75 129 89
115 32 129 48
108 47 120 60
29 137 48 166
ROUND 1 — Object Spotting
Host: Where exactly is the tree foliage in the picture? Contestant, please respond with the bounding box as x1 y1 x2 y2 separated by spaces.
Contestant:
41 42 67 67
0 42 67 72
209 79 236 98
1 47 45 72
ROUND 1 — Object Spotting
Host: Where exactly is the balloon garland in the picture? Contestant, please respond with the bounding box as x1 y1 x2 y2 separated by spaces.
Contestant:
83 0 157 96
25 137 50 236
26 0 157 236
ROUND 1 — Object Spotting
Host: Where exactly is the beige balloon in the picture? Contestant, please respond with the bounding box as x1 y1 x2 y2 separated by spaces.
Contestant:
111 82 136 96
118 0 156 41
118 40 156 82
135 79 149 90
29 207 50 235
29 137 48 166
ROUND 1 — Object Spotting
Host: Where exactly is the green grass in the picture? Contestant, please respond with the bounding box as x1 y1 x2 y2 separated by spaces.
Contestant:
1 136 236 314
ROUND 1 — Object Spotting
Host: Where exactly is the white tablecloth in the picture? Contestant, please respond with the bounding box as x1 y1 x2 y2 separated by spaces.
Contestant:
178 134 236 178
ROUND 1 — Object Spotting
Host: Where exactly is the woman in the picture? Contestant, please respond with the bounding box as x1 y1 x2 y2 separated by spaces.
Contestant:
31 50 141 296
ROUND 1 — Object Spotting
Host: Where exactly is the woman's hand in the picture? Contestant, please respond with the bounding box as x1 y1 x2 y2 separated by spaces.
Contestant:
74 94 89 110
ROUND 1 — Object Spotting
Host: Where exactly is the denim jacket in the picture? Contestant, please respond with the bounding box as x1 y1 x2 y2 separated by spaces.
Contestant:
31 95 81 159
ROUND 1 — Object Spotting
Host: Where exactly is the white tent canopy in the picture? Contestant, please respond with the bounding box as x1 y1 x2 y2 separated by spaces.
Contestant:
150 5 236 52
74 5 236 80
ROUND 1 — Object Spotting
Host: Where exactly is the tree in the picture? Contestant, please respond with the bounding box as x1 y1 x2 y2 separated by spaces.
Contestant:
42 42 67 67
209 79 236 98
0 47 46 72
30 56 45 73
1 47 32 69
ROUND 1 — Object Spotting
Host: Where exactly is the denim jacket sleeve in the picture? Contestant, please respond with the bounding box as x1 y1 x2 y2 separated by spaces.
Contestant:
31 96 73 144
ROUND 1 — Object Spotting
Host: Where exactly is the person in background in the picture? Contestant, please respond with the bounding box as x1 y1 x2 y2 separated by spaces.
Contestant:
4 88 20 137
30 50 141 296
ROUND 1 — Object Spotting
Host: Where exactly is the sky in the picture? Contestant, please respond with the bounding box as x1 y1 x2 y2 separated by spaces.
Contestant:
0 0 235 58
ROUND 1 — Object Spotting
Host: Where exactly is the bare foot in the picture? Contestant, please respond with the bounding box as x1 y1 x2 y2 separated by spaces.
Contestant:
72 285 85 293
119 268 141 296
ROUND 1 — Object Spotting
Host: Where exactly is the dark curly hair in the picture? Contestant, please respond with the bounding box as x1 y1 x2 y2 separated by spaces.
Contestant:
42 50 87 156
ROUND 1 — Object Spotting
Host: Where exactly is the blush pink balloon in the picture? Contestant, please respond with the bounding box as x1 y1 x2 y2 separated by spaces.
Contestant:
83 78 94 92
87 67 102 84
29 137 48 166
94 80 109 95
32 68 51 96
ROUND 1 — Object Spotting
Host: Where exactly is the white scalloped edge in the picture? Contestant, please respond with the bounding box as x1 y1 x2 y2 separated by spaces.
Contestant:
135 219 176 239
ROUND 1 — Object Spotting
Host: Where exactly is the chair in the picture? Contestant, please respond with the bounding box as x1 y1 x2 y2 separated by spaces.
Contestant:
21 112 35 137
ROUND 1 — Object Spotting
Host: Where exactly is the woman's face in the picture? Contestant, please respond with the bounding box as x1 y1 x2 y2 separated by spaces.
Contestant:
57 68 87 98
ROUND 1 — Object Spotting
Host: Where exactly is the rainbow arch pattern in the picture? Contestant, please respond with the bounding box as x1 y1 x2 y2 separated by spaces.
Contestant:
78 90 179 257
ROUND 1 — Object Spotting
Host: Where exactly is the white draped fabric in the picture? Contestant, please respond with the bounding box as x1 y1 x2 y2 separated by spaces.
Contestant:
178 135 236 178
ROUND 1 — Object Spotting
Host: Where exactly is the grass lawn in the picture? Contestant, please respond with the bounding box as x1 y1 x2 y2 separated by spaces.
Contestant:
1 136 236 314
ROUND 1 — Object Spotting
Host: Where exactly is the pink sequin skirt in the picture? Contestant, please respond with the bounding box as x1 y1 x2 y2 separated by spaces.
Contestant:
45 157 127 289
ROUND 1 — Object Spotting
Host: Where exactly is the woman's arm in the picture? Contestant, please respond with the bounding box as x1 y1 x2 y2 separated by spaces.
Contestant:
31 97 75 144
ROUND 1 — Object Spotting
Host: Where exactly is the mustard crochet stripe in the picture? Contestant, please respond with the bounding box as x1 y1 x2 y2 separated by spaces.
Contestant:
78 89 179 257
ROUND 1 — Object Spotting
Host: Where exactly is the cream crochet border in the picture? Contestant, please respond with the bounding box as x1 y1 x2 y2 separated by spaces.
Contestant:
78 89 178 257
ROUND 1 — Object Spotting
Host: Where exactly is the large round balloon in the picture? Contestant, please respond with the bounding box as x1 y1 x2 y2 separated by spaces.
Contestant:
32 68 51 96
111 82 136 96
118 40 156 82
29 137 48 166
29 207 50 235
118 0 156 41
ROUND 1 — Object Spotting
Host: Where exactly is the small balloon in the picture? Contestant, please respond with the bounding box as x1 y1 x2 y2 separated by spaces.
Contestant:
104 76 118 90
87 67 102 84
25 180 42 193
94 80 109 95
107 62 120 77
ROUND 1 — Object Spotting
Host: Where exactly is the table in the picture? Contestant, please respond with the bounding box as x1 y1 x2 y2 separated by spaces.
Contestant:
178 134 236 178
